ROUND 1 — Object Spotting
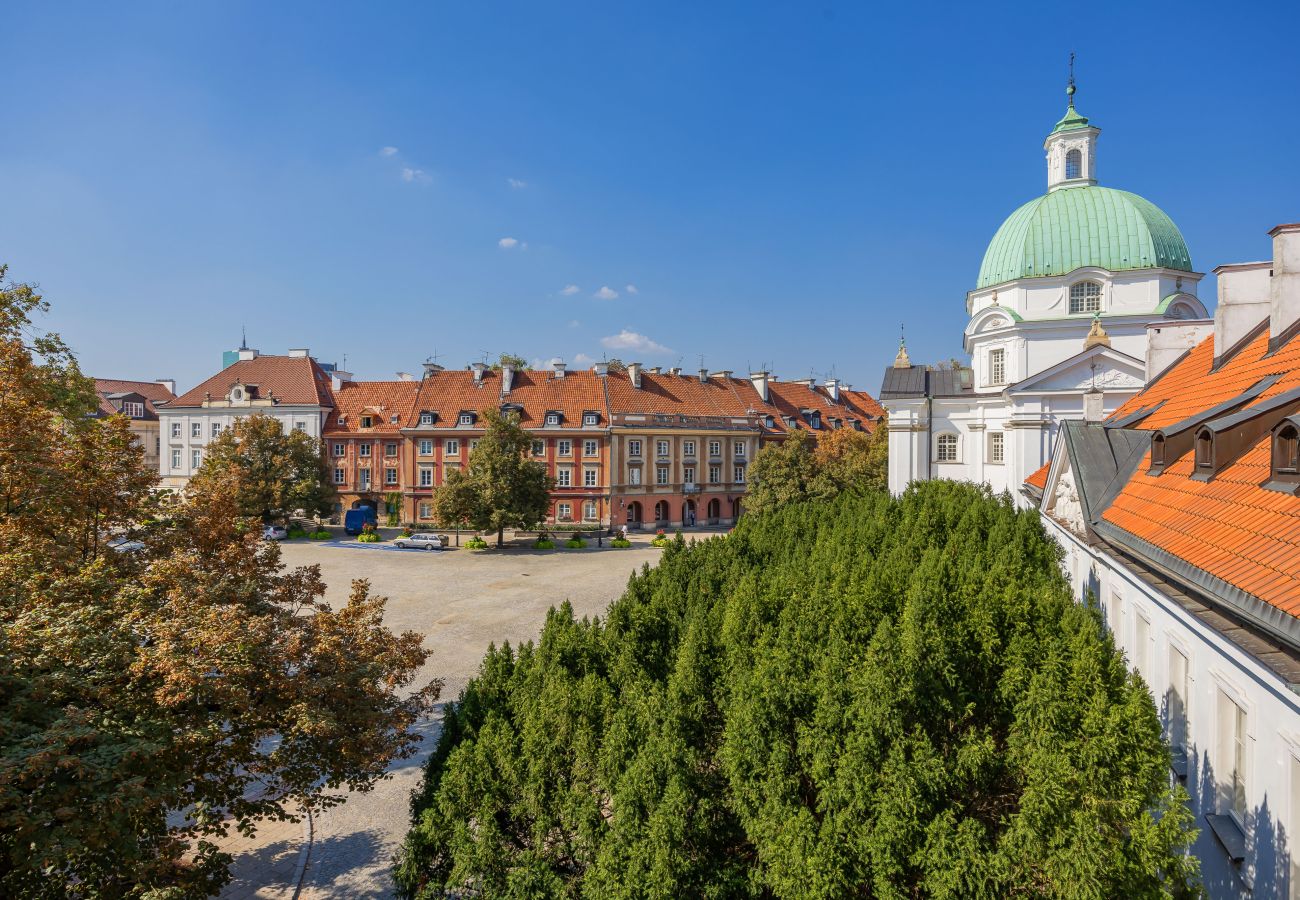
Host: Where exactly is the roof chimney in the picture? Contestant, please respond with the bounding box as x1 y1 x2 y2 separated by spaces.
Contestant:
648 366 662 375
502 363 516 394
1269 223 1300 351
1212 260 1272 366
669 366 681 376
711 370 732 381
749 371 769 402
330 370 352 391
553 360 567 378
288 348 310 358
594 361 610 377
824 378 840 402
1145 320 1214 381
698 368 708 383
238 348 259 361
155 378 176 396
422 362 444 378
396 372 415 381
627 362 642 389
1084 388 1104 422
471 362 487 384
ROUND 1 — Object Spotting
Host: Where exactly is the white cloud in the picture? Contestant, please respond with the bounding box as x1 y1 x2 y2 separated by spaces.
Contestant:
600 329 672 355
498 237 520 249
401 167 431 184
593 286 619 300
507 177 527 189
379 146 399 157
567 319 581 328
560 284 580 296
573 352 597 367
625 284 639 294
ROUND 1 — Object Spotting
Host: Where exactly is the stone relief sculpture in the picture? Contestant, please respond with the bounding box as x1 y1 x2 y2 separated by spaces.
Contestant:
1052 467 1086 535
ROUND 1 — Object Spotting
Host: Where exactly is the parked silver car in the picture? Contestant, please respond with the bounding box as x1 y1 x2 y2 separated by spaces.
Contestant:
394 533 445 551
263 524 288 541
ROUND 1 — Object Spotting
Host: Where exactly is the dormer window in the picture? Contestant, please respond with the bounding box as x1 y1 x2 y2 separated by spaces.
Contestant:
390 414 399 424
1151 433 1166 469
420 411 434 426
764 415 775 429
231 386 244 401
1065 148 1082 180
1194 427 1214 471
546 412 560 426
360 415 373 428
459 413 474 426
1276 423 1300 474
1069 281 1102 315
583 413 598 427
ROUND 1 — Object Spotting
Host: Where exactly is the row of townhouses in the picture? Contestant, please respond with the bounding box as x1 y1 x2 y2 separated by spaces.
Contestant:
880 81 1300 898
135 350 880 529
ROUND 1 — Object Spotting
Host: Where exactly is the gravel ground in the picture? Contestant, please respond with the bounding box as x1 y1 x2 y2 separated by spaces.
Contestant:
220 533 665 899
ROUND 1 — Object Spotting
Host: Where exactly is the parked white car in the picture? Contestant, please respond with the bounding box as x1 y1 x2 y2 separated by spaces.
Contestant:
394 533 445 551
263 524 288 541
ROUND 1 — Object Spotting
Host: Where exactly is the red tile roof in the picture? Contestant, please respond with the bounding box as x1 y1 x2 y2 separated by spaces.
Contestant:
604 372 758 418
407 369 608 428
1085 326 1300 612
92 378 175 417
1025 461 1051 490
325 380 420 434
168 356 335 408
763 380 884 433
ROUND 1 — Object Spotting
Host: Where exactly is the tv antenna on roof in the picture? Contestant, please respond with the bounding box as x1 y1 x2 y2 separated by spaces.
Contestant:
240 325 248 351
425 348 444 366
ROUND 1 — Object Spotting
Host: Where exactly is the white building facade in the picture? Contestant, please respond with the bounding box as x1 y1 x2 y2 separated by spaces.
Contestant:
881 88 1208 502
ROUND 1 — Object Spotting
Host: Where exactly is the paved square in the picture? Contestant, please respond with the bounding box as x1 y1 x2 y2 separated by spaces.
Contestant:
218 534 665 899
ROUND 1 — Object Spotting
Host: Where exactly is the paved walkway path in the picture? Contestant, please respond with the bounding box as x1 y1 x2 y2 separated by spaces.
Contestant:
217 538 667 898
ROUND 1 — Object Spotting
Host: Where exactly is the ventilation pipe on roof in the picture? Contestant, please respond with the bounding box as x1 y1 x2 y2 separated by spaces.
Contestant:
502 364 516 394
553 360 567 378
155 379 176 396
749 371 769 401
628 362 642 389
1269 223 1300 351
1212 260 1272 367
471 362 487 384
824 378 840 402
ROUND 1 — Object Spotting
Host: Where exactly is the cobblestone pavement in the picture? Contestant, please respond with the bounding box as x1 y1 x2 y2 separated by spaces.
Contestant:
219 535 668 899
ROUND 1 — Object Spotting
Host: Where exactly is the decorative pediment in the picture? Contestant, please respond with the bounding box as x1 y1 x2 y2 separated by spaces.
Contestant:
1009 345 1144 395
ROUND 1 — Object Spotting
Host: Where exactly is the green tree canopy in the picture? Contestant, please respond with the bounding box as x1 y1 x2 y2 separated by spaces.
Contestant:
0 269 437 897
397 482 1197 899
432 407 553 546
746 422 889 515
188 412 336 522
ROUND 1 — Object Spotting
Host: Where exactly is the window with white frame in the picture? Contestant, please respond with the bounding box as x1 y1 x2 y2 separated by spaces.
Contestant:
445 439 460 455
359 443 371 457
557 468 572 487
419 439 433 455
733 440 745 457
628 439 642 456
1107 588 1123 635
734 465 746 483
295 421 306 431
628 467 641 486
459 413 473 426
191 422 202 438
989 348 1006 386
532 440 545 456
334 443 345 457
1069 280 1102 314
583 439 598 457
584 501 597 521
385 467 398 485
546 413 560 426
656 466 669 485
211 422 222 438
684 466 695 485
584 468 598 487
359 469 371 489
418 467 433 488
418 502 433 519
708 440 721 456
709 465 720 483
1133 612 1151 681
683 441 695 456
936 433 958 462
123 401 144 417
419 412 434 425
583 413 597 426
1065 147 1082 180
656 440 670 457
171 449 181 468
334 467 345 484
191 449 202 469
1168 646 1190 753
558 440 572 456
171 422 181 438
989 431 1005 464
557 502 572 520
1217 691 1249 821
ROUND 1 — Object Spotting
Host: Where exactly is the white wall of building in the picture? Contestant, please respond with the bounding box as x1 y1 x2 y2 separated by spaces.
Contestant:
158 406 326 487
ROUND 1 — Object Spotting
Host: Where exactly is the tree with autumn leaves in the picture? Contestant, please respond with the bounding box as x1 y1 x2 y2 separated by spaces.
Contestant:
0 268 438 897
745 418 889 515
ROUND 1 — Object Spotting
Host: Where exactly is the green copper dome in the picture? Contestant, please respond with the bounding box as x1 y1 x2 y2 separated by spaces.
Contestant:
976 185 1193 289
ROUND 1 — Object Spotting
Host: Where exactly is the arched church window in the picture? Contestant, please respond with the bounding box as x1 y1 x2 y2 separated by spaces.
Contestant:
1065 148 1082 180
1069 281 1102 314
936 433 958 463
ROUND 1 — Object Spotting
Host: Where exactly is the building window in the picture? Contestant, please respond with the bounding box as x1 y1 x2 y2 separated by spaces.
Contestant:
1069 280 1102 314
171 449 181 469
557 502 572 521
656 467 669 485
359 443 371 457
628 467 641 486
333 443 345 457
1275 424 1299 473
558 440 572 457
1195 428 1213 471
1217 691 1249 821
1065 147 1082 180
734 465 745 483
385 442 397 457
709 465 720 483
470 439 480 451
419 412 434 426
1169 647 1190 753
989 432 1005 464
583 413 598 426
1133 612 1151 681
191 449 202 469
418 502 433 519
628 439 642 457
709 440 721 457
656 440 670 457
936 433 958 462
584 501 598 521
584 468 598 487
295 421 306 431
459 413 473 426
1107 588 1123 636
557 468 572 487
385 467 398 485
191 422 202 438
583 439 598 457
359 469 371 490
445 439 460 456
419 439 433 455
123 401 144 417
171 422 181 438
684 466 695 485
546 413 560 426
419 467 433 488
683 440 696 457
360 415 373 428
734 440 746 458
532 440 545 456
210 422 221 438
989 348 1006 386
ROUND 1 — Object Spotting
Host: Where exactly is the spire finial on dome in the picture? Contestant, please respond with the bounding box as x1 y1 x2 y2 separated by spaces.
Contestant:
1083 312 1111 350
893 325 912 369
1067 51 1076 106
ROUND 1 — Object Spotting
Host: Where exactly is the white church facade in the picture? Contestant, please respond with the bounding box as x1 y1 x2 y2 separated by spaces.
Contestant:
881 85 1210 502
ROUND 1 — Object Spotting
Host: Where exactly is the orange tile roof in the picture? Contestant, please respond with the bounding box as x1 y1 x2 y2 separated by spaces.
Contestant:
763 380 884 433
408 369 608 428
604 371 758 418
1084 325 1300 613
169 356 334 408
1025 461 1051 490
325 380 421 434
93 378 175 417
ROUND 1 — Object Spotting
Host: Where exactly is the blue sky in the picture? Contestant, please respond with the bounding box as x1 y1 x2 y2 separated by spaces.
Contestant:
3 1 1297 394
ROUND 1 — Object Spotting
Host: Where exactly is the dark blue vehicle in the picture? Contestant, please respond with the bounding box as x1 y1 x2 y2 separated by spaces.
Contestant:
344 506 377 536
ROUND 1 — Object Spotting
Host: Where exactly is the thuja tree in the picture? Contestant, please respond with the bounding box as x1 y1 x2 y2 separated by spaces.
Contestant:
0 269 438 897
397 480 1197 899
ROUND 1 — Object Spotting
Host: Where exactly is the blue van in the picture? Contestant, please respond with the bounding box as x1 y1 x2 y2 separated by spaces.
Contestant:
344 506 378 536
